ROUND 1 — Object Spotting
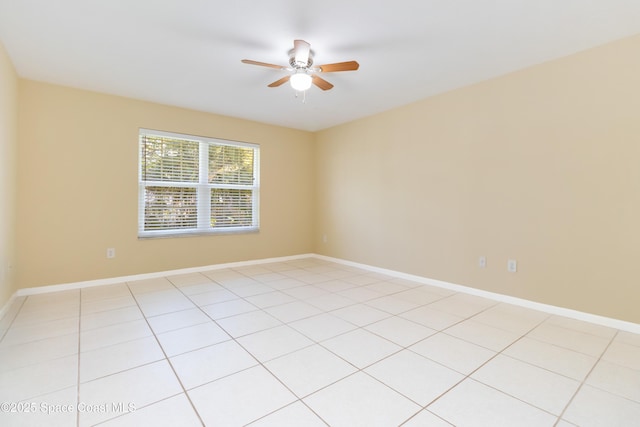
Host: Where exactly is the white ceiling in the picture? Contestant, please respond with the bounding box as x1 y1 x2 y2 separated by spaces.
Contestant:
1 0 640 132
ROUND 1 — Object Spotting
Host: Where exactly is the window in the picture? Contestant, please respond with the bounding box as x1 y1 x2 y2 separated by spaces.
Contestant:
138 129 259 237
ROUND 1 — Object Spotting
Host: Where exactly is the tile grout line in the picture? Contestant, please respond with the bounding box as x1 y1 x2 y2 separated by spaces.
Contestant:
124 280 207 427
282 289 501 424
7 259 635 425
170 268 336 426
74 281 216 424
247 281 466 423
1 292 82 424
0 296 27 344
410 308 558 424
398 303 516 422
175 267 517 425
76 275 592 426
167 268 341 426
78 288 168 425
553 329 620 426
442 308 623 424
219 264 386 422
180 273 340 425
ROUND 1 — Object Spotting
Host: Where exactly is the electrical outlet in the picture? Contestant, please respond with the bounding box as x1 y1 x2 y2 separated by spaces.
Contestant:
507 259 517 273
478 256 487 268
106 248 116 259
322 234 328 243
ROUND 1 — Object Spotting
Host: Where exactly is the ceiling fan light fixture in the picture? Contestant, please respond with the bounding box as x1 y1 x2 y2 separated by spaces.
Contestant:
242 39 359 93
290 71 312 91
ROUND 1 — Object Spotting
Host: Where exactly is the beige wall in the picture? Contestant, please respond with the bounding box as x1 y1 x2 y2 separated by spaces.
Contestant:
0 41 18 308
315 34 640 324
7 33 640 325
17 81 315 289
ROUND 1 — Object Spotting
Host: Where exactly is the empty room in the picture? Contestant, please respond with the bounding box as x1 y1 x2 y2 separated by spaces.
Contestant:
1 1 639 426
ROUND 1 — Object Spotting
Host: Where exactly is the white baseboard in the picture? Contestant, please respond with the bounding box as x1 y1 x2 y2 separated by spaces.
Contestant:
0 291 20 325
0 292 14 320
313 254 640 335
9 252 640 335
15 253 315 296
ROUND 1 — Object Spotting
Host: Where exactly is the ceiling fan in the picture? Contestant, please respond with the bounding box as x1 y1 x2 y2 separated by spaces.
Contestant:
241 39 359 92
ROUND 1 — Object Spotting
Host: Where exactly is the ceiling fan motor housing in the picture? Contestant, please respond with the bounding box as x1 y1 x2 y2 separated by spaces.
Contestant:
288 48 314 69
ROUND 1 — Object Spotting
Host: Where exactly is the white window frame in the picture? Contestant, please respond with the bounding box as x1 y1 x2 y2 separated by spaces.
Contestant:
138 129 260 238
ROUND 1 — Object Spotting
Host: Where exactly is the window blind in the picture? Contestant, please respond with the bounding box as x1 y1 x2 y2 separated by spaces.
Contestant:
138 129 259 237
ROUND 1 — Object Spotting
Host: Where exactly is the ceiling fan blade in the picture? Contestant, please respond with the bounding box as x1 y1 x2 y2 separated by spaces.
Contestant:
317 61 360 73
268 75 291 87
241 59 285 70
293 39 311 66
312 75 334 91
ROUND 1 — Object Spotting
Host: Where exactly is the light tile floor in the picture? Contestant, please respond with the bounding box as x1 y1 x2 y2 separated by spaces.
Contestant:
0 258 639 426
